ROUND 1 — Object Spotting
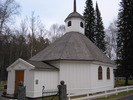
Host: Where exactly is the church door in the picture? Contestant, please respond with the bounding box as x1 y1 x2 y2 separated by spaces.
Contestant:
15 70 24 92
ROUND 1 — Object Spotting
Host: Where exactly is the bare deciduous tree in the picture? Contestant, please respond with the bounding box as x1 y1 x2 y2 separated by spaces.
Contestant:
105 20 117 60
49 24 65 43
0 0 20 82
0 0 20 34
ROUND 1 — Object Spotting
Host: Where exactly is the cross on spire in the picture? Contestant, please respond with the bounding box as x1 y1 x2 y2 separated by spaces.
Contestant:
74 0 76 12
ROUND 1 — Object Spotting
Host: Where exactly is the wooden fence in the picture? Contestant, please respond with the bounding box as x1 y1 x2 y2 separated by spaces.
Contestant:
67 85 133 100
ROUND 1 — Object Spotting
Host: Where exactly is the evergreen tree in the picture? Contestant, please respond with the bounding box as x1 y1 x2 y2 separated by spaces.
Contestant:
83 0 95 43
95 2 106 52
117 0 133 85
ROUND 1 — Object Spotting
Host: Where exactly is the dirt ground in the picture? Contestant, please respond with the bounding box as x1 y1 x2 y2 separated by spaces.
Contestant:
0 91 9 100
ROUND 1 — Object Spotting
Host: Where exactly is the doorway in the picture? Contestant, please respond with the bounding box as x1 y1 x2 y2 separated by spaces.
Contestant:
15 70 24 92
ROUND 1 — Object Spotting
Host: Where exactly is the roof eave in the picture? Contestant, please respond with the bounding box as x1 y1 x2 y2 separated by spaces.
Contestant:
32 68 59 71
41 59 114 65
65 16 84 22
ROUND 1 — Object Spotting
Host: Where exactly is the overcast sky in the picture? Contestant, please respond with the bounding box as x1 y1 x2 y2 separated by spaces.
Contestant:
16 0 121 29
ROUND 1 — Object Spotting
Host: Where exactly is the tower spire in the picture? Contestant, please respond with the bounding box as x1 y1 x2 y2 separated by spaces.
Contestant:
74 0 76 12
65 0 84 34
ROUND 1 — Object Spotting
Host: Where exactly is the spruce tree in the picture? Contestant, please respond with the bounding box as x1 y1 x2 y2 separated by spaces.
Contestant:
95 2 106 52
117 0 133 85
83 0 95 43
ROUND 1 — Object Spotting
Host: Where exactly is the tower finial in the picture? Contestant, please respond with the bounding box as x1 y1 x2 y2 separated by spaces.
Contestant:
74 0 76 12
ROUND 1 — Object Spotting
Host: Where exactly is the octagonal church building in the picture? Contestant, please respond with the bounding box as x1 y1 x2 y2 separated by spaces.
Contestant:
7 0 115 98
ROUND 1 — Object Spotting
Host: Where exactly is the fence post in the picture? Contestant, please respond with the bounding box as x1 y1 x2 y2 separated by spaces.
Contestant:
42 86 45 100
105 90 108 98
14 81 26 100
115 87 118 95
58 81 67 100
126 86 129 92
87 93 89 100
68 96 71 100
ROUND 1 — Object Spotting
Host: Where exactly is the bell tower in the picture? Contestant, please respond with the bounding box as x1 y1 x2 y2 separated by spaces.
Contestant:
65 0 85 34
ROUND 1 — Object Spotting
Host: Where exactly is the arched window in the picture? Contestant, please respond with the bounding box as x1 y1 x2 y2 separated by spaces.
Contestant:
80 22 84 28
98 66 102 80
107 67 110 80
68 21 71 27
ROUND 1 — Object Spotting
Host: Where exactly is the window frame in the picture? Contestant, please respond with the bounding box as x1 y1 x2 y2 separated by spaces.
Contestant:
68 21 72 27
107 67 110 80
80 22 84 28
98 66 103 80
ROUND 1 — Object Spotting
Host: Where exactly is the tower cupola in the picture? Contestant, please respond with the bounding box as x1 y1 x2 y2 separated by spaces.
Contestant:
65 0 85 34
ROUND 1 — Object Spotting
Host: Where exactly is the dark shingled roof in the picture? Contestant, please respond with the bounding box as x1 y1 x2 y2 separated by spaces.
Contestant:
30 32 114 64
27 60 59 70
65 12 84 22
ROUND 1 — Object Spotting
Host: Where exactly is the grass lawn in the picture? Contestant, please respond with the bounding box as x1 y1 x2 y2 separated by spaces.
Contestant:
92 80 133 100
115 80 133 87
68 80 133 100
0 81 6 91
32 96 59 100
69 90 133 100
92 90 133 100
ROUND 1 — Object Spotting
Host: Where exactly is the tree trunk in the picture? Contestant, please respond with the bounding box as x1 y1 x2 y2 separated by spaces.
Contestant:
125 76 128 86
